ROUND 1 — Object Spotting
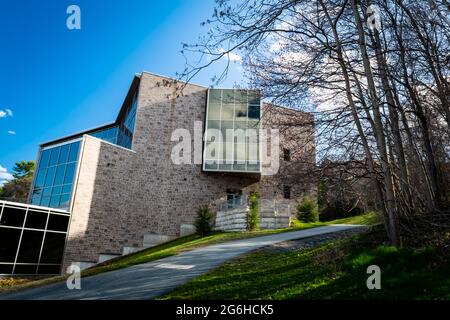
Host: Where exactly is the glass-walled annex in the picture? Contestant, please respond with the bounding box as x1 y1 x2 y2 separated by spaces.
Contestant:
29 89 139 211
0 201 69 275
0 80 141 276
203 89 262 173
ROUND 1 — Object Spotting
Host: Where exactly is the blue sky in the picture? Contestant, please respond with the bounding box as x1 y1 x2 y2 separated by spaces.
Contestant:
0 0 243 184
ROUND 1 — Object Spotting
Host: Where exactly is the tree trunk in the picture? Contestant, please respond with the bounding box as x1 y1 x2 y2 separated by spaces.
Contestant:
319 0 389 234
350 0 400 246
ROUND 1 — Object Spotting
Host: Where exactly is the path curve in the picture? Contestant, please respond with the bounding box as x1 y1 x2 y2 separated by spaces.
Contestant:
1 225 363 300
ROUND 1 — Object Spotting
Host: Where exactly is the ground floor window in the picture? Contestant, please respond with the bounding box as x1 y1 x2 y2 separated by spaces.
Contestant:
226 189 243 209
283 186 291 199
283 148 291 161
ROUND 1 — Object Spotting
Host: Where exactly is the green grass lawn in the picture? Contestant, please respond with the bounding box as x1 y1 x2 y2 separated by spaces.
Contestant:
291 211 380 228
0 212 378 294
326 211 380 225
159 228 450 300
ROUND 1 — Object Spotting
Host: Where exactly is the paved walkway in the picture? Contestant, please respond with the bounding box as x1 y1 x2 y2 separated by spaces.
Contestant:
1 225 363 300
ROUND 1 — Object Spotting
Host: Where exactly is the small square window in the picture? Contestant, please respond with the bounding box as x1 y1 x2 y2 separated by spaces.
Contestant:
248 105 260 119
283 149 291 161
283 186 291 199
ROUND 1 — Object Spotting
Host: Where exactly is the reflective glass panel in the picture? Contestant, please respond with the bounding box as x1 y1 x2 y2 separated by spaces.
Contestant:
203 89 261 172
16 230 44 263
0 206 26 227
0 227 22 262
30 140 81 210
0 201 70 275
25 210 48 230
14 264 37 275
40 232 66 264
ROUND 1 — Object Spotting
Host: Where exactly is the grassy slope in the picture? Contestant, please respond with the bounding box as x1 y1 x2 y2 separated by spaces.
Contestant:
291 211 379 228
160 229 450 300
0 212 377 294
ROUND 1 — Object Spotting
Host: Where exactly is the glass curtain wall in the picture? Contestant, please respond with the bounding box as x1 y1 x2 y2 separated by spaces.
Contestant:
0 201 69 275
117 90 138 149
203 89 261 173
89 126 119 144
30 140 81 210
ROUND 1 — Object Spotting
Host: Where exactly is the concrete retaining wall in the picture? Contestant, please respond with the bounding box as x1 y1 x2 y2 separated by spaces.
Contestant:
215 209 291 231
215 208 247 231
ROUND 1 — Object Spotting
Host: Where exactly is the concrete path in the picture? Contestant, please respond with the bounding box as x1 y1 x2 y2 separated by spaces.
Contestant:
1 224 363 300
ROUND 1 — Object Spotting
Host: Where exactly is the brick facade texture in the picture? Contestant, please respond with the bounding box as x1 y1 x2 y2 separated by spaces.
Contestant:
61 72 316 271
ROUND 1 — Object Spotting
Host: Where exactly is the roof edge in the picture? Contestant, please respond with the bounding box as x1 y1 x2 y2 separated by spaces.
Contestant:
40 122 117 147
140 71 208 89
262 102 314 117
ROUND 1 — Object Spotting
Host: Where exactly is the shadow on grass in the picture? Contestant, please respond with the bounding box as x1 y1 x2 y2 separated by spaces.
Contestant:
160 232 450 300
0 212 379 295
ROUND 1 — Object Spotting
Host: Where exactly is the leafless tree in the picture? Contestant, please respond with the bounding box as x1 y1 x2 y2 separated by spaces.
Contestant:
179 0 450 246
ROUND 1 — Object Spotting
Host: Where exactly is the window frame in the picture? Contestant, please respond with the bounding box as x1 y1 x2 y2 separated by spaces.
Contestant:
203 89 262 173
283 185 291 200
283 148 291 162
29 138 82 211
0 201 69 276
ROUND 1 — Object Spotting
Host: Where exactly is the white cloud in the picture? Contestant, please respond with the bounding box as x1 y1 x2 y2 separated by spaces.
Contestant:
219 48 242 62
0 108 13 118
7 130 16 135
0 165 13 187
228 52 242 62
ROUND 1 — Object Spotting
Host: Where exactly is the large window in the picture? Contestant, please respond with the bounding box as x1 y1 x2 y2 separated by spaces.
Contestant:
203 89 261 173
0 201 69 275
30 140 81 210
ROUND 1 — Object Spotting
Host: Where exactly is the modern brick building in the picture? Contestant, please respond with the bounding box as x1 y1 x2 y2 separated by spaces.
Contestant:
0 72 316 275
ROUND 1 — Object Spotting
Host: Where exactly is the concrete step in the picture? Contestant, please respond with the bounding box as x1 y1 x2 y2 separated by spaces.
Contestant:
180 224 196 237
98 254 121 264
143 233 174 248
69 261 96 272
122 246 144 256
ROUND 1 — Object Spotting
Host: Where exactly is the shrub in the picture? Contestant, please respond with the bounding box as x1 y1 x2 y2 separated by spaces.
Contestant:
194 205 214 237
246 192 260 231
297 196 319 223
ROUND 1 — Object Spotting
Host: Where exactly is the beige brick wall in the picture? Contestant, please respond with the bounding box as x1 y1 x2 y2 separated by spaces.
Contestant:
62 136 138 270
61 72 317 271
260 104 317 202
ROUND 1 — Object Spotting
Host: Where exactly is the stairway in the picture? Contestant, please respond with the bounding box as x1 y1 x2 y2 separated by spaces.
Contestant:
71 233 177 271
70 223 198 272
